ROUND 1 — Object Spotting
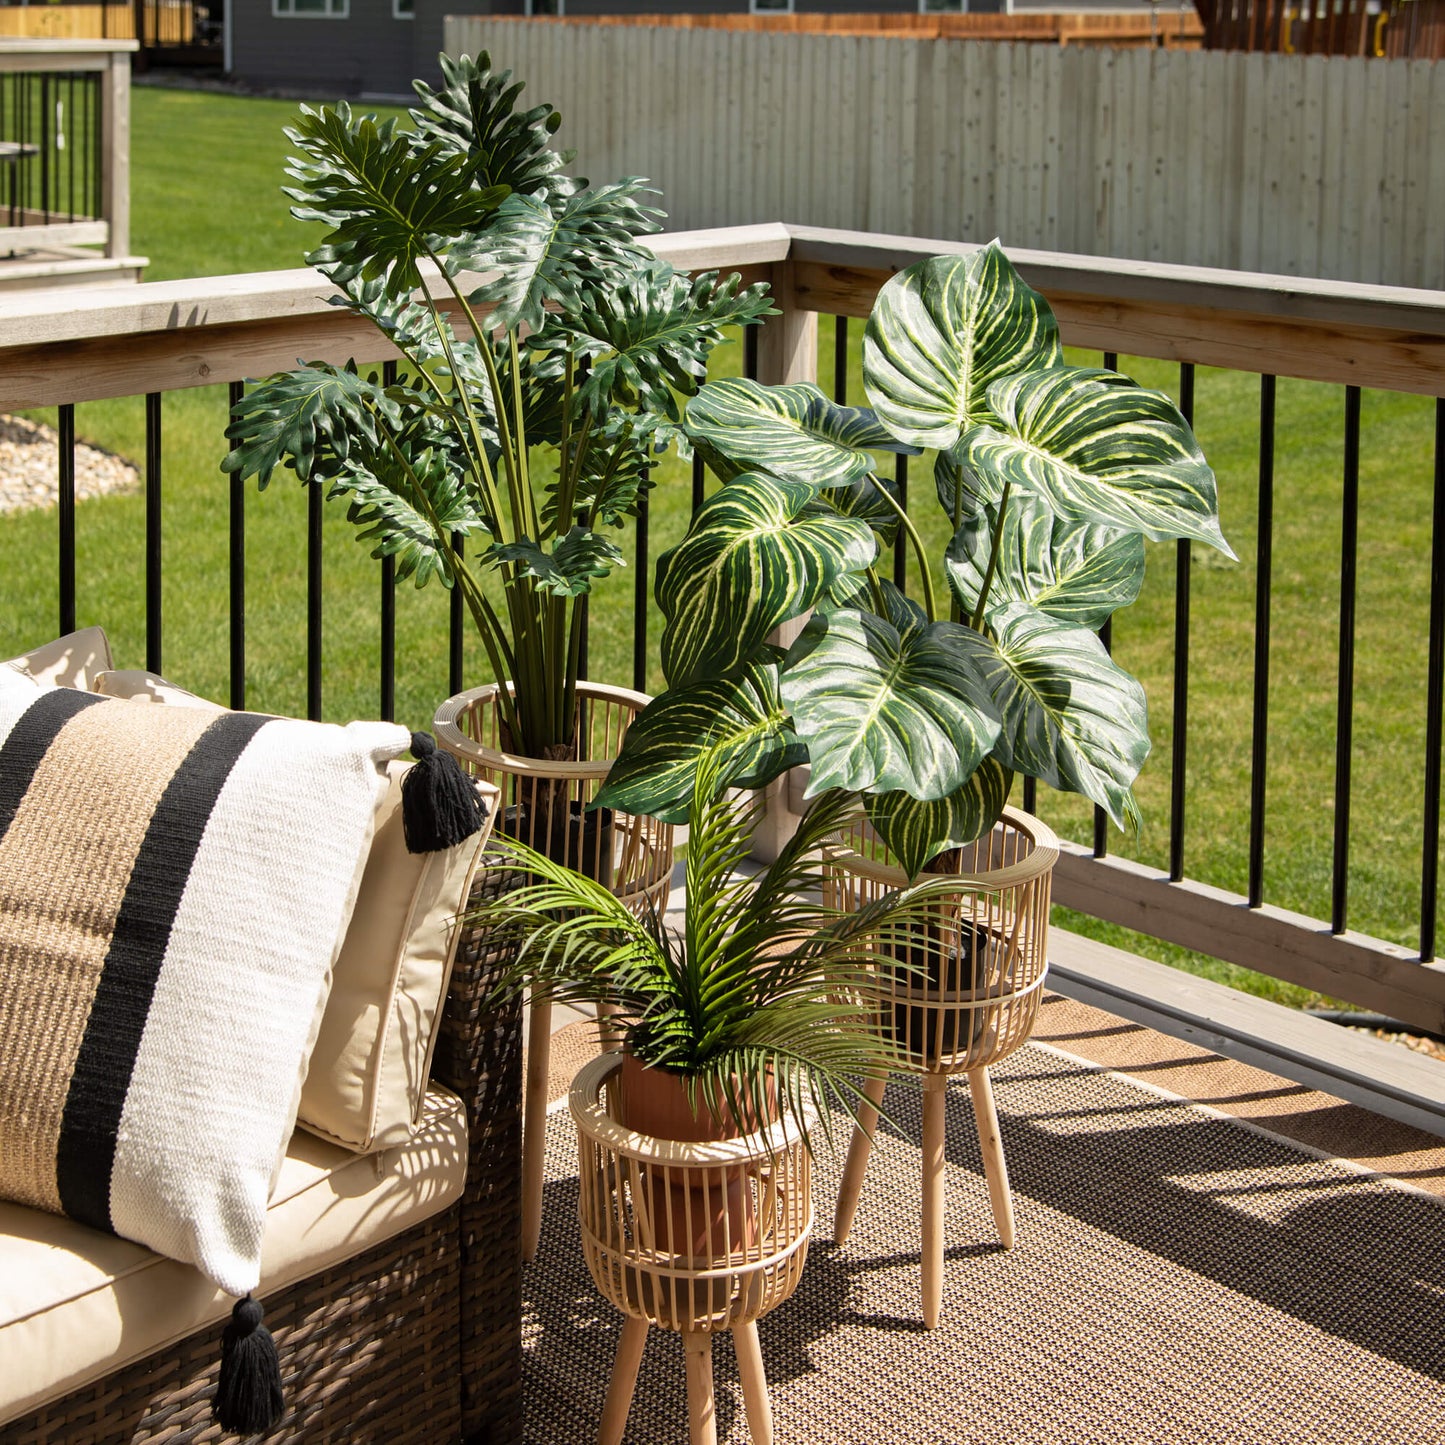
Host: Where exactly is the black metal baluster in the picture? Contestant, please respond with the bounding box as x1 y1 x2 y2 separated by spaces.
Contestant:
449 534 464 696
90 74 100 220
39 73 50 225
1170 364 1195 881
57 404 76 636
634 471 650 693
834 316 848 403
1095 361 1118 858
893 452 908 594
1421 399 1445 961
1332 387 1361 934
145 392 162 673
1094 616 1113 858
307 479 322 720
1249 375 1277 908
227 381 246 710
692 451 705 518
379 361 397 721
66 75 74 222
744 324 759 383
1023 776 1037 815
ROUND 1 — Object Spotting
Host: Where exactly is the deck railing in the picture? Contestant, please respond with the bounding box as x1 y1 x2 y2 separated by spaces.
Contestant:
2 222 1444 1038
0 40 132 261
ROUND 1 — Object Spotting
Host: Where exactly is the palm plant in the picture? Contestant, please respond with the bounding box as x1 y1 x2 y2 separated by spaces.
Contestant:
596 243 1234 875
477 747 962 1139
222 53 773 757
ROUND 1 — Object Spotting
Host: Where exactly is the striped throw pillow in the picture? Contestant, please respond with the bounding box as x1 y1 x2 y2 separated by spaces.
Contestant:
0 667 409 1294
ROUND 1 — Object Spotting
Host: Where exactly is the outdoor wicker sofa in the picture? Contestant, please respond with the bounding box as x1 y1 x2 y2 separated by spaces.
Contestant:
0 870 524 1445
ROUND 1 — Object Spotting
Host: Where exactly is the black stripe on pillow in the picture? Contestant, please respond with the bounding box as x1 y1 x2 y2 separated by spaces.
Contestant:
56 710 272 1231
0 687 106 844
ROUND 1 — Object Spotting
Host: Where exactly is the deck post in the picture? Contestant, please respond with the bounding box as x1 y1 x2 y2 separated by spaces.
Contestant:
750 255 817 863
101 45 131 261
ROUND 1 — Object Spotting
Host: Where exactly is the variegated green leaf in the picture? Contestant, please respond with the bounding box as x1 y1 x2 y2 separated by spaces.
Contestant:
595 652 804 822
822 577 928 642
963 367 1236 555
782 609 1001 802
862 756 1014 879
686 378 917 490
862 242 1062 451
819 472 903 547
947 489 1146 629
979 602 1150 828
658 472 877 688
934 446 1004 518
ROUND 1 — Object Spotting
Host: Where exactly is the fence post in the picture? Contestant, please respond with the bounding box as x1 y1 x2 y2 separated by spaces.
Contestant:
750 258 818 863
100 46 132 260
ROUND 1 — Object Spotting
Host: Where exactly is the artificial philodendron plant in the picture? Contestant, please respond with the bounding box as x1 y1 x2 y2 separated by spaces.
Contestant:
222 53 772 757
597 243 1235 877
477 747 964 1142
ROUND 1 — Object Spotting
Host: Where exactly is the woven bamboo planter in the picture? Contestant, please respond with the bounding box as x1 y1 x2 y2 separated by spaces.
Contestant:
570 1052 813 1445
823 807 1058 1327
434 680 674 1263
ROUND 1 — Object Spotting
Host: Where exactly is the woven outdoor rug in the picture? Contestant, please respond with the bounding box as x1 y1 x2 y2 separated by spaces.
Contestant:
522 1040 1445 1444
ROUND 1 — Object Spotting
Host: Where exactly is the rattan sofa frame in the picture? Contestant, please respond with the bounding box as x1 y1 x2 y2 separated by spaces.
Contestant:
1 870 523 1445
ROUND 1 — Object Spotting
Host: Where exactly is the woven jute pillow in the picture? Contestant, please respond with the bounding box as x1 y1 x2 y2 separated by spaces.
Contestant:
0 666 409 1294
93 670 494 1154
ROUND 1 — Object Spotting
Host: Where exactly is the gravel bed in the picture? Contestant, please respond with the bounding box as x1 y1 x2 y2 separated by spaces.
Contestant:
0 415 140 515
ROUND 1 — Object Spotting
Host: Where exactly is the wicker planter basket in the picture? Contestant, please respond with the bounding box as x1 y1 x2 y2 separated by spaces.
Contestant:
570 1052 813 1445
822 807 1059 1328
433 680 673 911
434 680 675 1262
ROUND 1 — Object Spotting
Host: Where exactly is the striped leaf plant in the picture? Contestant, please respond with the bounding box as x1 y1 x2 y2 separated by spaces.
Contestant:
598 243 1235 877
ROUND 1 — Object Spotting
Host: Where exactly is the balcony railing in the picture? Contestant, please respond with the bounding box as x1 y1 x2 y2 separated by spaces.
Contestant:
1 222 1443 1077
0 40 134 262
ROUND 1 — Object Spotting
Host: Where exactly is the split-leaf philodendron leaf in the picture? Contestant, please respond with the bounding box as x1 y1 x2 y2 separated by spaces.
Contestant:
862 756 1015 880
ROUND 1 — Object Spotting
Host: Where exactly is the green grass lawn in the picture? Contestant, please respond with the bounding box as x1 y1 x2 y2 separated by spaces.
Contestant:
2 84 1439 1008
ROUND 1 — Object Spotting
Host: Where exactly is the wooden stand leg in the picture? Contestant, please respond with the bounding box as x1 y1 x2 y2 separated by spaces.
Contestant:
521 990 552 1263
598 1315 649 1445
732 1320 773 1445
683 1332 717 1445
968 1065 1015 1251
920 1072 948 1330
833 1073 888 1244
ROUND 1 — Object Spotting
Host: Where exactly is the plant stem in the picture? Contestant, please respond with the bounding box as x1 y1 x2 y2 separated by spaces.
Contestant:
863 471 937 622
970 481 1012 632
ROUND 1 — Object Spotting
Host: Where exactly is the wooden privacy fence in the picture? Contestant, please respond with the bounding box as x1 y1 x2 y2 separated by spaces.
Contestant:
444 19 1445 290
520 10 1204 49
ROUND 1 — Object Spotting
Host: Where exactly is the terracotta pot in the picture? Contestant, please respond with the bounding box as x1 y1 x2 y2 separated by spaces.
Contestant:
615 1052 770 1261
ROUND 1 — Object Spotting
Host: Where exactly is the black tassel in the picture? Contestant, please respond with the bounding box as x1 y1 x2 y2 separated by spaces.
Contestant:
402 730 487 853
214 1295 283 1436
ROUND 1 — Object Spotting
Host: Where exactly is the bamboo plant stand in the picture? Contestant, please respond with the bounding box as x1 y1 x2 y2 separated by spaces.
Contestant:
570 1054 814 1445
435 680 673 1263
824 809 1059 1329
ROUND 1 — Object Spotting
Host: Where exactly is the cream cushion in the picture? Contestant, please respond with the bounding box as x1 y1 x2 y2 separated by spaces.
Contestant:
0 1087 467 1427
91 668 496 1154
4 627 113 690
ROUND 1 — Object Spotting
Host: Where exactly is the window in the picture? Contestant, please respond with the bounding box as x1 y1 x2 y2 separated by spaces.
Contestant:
750 0 794 13
273 0 348 16
394 0 413 16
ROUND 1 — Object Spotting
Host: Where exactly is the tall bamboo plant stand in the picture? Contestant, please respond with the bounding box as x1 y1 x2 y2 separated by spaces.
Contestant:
571 1053 814 1445
823 808 1058 1328
435 681 674 1262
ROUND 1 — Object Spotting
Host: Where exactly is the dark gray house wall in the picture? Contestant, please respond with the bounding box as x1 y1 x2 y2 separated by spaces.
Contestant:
229 2 963 98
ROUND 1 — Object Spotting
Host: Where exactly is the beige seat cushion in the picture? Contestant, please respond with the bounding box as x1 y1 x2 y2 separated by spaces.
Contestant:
4 627 113 690
92 669 497 1153
0 1086 467 1427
